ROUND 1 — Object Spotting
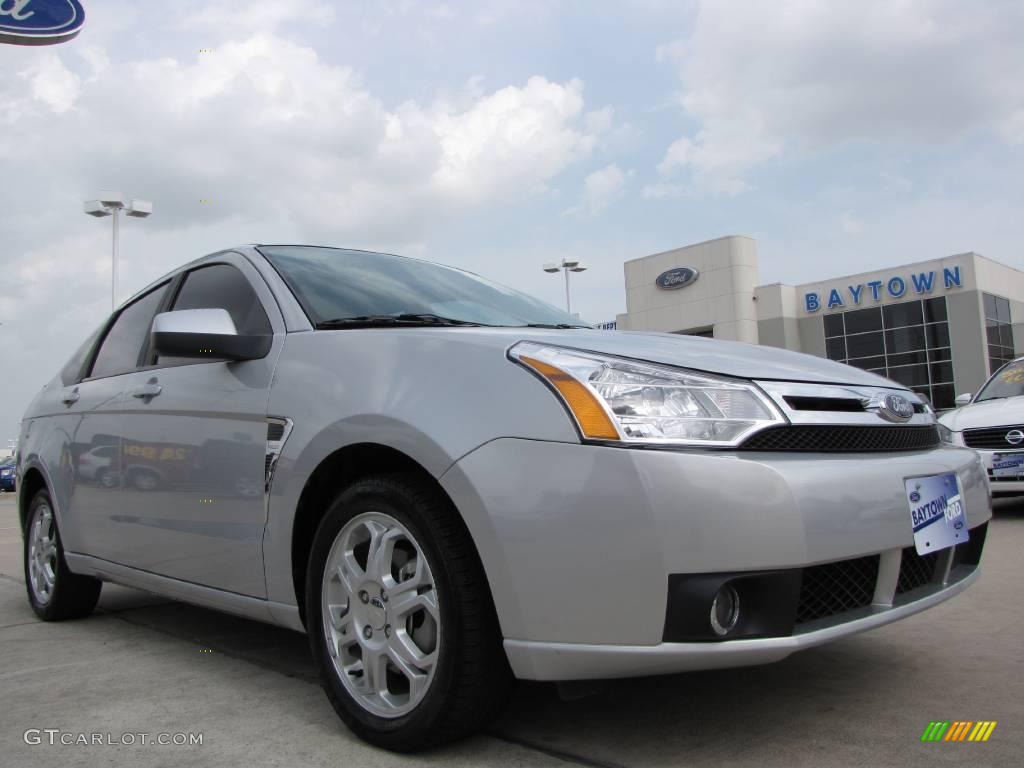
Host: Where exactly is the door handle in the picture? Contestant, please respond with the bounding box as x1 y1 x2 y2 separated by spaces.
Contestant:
61 388 80 405
130 382 162 399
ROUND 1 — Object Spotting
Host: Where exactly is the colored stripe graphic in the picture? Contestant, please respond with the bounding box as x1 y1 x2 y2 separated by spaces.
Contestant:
968 722 998 742
945 721 972 741
921 721 996 742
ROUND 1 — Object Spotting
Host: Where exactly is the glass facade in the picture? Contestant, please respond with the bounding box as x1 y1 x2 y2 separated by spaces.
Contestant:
983 293 1016 374
823 296 954 409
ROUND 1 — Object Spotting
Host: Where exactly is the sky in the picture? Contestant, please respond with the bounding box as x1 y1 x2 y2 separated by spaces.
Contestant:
1 0 1023 443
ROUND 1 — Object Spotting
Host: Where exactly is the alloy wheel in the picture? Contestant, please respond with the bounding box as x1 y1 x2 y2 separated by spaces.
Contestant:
321 511 440 718
28 502 58 605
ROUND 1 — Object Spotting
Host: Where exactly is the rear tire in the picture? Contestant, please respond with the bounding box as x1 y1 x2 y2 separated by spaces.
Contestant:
306 473 511 751
24 489 102 621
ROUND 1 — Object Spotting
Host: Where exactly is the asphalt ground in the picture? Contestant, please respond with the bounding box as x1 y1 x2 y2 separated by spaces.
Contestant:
0 491 1021 767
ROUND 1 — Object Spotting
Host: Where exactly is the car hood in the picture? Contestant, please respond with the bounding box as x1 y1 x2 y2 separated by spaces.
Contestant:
939 396 1024 430
431 327 899 387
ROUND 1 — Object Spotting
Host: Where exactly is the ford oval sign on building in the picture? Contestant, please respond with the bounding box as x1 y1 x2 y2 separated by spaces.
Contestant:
656 267 699 290
0 0 85 46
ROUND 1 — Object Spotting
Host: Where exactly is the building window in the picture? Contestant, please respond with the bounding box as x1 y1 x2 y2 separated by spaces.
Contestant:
983 293 1015 374
823 296 954 409
673 327 714 338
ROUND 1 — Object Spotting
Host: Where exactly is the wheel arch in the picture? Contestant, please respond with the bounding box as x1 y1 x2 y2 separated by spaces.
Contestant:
288 441 495 629
18 466 49 534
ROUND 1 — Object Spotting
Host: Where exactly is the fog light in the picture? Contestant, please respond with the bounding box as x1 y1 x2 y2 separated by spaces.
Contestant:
709 584 740 636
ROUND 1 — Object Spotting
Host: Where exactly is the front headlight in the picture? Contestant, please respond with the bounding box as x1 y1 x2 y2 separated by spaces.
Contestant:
509 342 785 447
937 423 958 445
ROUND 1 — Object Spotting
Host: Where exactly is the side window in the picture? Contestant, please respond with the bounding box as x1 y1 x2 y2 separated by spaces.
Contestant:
156 264 271 366
60 324 105 385
89 285 169 379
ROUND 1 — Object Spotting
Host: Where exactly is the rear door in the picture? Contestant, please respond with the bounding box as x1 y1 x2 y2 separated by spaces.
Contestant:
111 254 284 597
64 282 172 558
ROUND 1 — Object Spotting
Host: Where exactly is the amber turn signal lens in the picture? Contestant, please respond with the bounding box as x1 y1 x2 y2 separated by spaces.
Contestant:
518 355 620 440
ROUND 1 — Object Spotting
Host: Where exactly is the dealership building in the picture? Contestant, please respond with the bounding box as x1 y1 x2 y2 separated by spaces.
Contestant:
614 236 1024 410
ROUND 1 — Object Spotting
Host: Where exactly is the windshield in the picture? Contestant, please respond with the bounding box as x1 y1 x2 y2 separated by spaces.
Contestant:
260 246 588 328
974 359 1024 402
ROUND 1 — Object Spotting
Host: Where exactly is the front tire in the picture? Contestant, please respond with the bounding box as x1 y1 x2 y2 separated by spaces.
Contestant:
24 489 102 620
306 474 510 751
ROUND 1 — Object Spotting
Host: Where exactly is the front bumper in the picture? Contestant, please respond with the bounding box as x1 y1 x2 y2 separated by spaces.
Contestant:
440 439 990 681
971 447 1024 495
506 566 979 680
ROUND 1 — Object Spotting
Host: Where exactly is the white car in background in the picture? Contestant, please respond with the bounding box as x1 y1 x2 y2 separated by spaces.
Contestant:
940 357 1024 496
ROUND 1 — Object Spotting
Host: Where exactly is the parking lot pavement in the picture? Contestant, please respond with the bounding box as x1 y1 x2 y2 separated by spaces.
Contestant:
1 491 1021 768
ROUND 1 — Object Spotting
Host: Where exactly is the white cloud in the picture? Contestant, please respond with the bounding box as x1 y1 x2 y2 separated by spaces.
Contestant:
879 170 913 193
23 54 82 113
182 0 336 30
0 30 605 439
432 76 596 200
584 106 614 136
428 4 456 21
567 163 629 216
1001 109 1024 145
0 34 600 247
840 210 864 235
656 0 1024 193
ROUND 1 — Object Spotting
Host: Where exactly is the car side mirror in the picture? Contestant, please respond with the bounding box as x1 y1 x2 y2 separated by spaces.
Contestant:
152 309 271 361
954 392 972 406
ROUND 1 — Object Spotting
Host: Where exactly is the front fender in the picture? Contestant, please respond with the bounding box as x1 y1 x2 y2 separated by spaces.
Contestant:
260 330 579 608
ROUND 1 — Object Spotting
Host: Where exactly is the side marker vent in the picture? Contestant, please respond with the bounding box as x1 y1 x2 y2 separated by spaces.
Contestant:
265 417 293 493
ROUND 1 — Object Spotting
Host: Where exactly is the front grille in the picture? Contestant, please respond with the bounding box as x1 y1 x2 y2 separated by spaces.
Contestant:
986 466 1024 483
795 555 879 624
783 396 866 412
963 424 1024 449
739 425 940 453
896 547 938 594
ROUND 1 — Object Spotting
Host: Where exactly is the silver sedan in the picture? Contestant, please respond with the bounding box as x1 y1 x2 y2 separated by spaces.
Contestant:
17 245 990 750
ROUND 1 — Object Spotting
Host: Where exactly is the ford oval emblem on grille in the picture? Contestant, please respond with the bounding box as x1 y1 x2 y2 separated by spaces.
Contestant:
1005 429 1024 445
656 267 699 290
868 393 914 423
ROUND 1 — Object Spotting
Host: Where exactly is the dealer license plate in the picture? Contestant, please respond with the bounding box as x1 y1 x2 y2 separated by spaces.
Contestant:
905 472 969 555
992 453 1024 479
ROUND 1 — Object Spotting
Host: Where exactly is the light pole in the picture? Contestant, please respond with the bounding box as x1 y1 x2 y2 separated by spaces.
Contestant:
84 191 153 310
542 259 587 315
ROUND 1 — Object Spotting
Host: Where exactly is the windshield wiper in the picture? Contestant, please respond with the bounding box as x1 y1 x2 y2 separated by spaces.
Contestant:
315 314 487 329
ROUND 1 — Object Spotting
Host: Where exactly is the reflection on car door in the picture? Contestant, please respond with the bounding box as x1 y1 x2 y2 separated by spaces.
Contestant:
112 257 282 598
60 379 125 557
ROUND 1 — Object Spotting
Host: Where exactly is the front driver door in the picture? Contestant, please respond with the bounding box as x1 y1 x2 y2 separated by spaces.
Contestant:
111 254 284 597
